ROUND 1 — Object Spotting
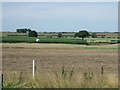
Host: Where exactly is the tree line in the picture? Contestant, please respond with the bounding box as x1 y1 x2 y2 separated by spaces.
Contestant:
16 28 38 37
16 28 97 40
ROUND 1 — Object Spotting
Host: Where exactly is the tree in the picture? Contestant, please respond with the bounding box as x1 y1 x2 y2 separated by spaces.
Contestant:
28 30 38 37
16 28 28 33
58 33 62 38
91 33 97 38
75 30 90 40
27 29 32 32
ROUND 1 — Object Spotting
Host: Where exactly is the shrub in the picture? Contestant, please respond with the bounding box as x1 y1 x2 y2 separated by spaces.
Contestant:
91 33 97 38
28 31 38 37
58 33 62 38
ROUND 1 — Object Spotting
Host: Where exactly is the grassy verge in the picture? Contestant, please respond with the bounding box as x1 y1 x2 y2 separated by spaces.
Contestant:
3 65 118 88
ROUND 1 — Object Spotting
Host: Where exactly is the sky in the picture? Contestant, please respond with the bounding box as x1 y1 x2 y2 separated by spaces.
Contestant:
1 2 118 32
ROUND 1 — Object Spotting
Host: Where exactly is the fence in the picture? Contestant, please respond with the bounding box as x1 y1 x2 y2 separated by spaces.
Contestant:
0 74 3 90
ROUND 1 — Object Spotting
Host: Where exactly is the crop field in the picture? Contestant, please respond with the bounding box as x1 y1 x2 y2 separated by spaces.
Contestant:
1 36 120 45
2 43 119 88
1 36 87 44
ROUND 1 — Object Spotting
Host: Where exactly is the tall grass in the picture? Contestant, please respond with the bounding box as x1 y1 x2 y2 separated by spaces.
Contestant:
3 66 118 88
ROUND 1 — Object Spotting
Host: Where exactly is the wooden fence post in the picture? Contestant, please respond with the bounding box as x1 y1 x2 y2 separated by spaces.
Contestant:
0 74 3 89
101 66 104 75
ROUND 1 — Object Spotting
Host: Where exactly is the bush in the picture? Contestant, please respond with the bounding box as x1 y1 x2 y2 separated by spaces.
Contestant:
28 31 38 37
91 33 97 38
58 33 62 38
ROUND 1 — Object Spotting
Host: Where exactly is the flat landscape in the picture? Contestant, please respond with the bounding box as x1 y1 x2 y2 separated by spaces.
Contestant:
2 43 118 73
2 43 119 88
2 2 119 88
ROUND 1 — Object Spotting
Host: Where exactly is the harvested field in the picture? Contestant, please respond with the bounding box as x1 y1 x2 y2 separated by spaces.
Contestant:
2 43 119 88
2 43 118 74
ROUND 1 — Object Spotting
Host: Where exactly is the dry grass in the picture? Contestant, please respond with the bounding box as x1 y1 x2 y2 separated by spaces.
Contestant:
2 43 119 88
2 43 119 49
3 70 118 88
2 43 118 73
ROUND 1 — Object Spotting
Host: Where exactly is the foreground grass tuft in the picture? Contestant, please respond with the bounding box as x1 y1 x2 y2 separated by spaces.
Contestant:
3 66 118 88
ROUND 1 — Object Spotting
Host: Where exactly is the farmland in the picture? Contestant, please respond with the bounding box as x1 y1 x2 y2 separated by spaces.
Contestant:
1 36 120 45
1 32 120 88
1 1 119 88
2 43 119 88
2 36 87 44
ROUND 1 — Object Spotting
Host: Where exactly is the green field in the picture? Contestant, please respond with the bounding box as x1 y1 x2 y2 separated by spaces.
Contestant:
1 36 87 44
68 37 118 41
1 36 120 45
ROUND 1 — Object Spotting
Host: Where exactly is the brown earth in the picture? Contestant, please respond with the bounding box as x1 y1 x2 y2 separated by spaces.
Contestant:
2 43 118 75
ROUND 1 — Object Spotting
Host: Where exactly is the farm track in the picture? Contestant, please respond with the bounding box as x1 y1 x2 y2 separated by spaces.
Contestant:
2 43 118 75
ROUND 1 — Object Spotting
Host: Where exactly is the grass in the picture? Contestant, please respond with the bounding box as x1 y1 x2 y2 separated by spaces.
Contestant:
2 43 118 88
1 36 120 45
3 65 118 88
84 38 119 41
79 47 119 50
1 36 87 44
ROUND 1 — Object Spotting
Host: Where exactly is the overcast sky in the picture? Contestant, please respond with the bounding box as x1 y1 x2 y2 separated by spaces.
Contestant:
2 2 118 32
